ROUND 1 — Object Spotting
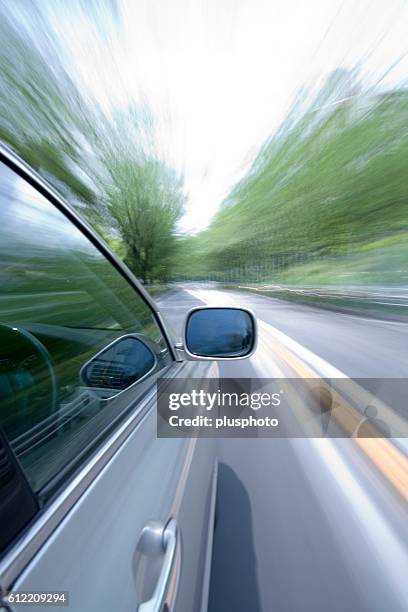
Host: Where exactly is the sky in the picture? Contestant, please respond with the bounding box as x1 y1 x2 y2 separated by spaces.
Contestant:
45 0 408 234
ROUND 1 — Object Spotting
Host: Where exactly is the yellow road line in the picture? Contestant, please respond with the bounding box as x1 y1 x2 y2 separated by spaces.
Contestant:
272 338 408 504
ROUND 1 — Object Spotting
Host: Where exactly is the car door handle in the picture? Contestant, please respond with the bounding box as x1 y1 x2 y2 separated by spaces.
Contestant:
138 519 178 612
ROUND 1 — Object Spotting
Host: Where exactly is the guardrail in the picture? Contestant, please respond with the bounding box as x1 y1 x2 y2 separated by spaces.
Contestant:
229 284 408 321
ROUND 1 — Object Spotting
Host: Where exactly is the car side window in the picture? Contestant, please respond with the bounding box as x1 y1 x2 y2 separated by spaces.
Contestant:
0 160 172 496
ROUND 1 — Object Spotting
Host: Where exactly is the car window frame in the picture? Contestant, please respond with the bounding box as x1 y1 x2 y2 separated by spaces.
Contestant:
0 142 185 590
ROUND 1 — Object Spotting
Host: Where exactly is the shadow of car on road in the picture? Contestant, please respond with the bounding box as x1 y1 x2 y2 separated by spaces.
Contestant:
208 462 261 612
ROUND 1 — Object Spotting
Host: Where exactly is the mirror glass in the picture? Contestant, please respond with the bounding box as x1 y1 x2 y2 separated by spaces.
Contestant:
185 308 255 358
81 335 156 395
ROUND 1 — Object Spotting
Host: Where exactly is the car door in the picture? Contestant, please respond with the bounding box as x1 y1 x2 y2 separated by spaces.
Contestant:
0 147 218 612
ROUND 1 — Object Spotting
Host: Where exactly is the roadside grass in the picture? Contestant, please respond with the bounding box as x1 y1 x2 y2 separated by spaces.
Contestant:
264 235 408 287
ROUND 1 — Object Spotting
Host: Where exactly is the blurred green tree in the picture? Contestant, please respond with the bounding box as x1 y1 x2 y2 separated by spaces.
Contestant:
0 1 184 283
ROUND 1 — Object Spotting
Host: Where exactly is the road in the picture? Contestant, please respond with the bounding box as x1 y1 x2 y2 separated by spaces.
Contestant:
156 285 408 612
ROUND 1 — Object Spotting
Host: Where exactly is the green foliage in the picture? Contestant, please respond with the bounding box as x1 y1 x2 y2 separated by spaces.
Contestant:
174 69 408 286
104 154 185 282
0 1 184 283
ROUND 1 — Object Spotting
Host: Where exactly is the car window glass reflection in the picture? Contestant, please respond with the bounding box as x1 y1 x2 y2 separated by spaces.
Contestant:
81 336 156 397
0 161 172 495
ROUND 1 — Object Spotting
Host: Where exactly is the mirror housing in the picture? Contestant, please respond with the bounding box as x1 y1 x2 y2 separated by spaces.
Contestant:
183 307 257 360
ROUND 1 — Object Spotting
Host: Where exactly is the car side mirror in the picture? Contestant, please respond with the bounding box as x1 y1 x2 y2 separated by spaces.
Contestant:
80 334 157 397
183 307 257 359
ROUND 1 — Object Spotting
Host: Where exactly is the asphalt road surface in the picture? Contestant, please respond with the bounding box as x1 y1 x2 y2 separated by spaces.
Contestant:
156 284 408 612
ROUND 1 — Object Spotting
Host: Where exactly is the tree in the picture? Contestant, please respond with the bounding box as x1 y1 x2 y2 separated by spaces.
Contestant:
105 156 185 283
0 1 185 283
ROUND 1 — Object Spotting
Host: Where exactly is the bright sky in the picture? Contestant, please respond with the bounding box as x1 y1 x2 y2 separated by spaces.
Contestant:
47 0 408 234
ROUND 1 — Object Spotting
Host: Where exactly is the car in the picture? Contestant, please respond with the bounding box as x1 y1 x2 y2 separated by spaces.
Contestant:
0 142 256 612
